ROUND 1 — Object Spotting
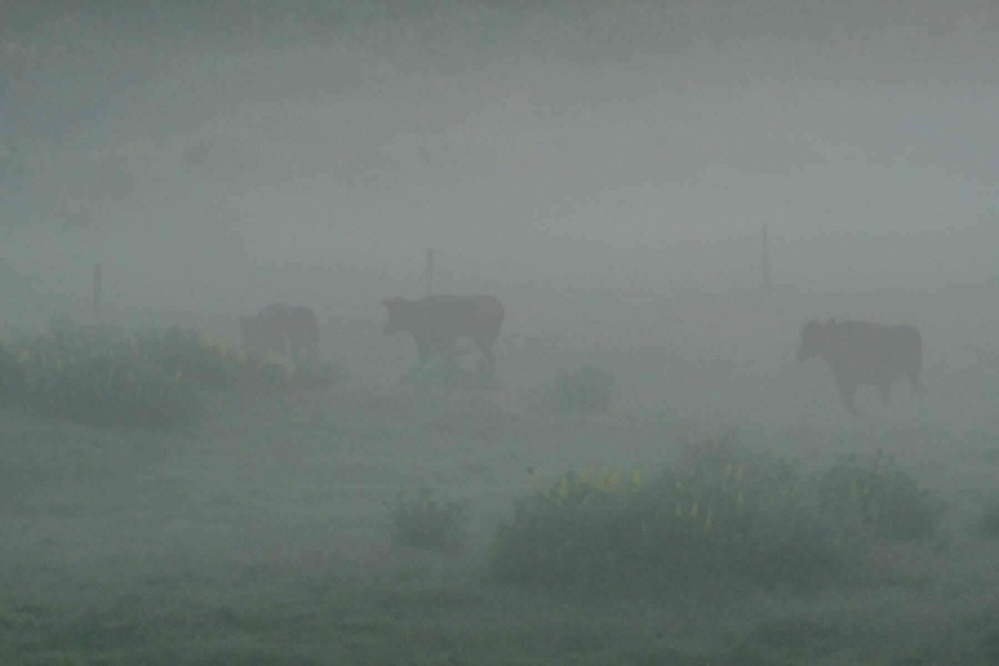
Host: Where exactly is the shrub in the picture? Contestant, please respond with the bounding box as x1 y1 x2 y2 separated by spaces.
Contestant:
976 495 999 540
0 340 25 407
134 326 242 391
545 365 615 414
387 487 470 553
818 449 946 542
488 434 901 598
11 319 203 430
1 319 347 430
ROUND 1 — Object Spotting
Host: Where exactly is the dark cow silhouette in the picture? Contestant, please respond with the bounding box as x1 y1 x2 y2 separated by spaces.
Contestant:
240 304 320 361
382 294 504 371
796 318 923 416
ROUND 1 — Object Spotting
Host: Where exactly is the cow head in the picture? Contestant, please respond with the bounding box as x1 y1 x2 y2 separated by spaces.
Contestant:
797 318 835 361
381 297 410 334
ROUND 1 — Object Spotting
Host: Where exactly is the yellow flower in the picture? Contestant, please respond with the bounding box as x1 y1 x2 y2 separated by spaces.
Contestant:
630 469 643 489
17 348 30 363
578 468 591 486
690 501 699 520
723 463 733 479
703 507 714 534
602 470 620 492
735 464 746 481
557 476 570 501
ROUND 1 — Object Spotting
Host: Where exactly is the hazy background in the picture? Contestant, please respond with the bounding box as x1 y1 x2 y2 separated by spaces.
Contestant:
1 0 997 419
5 6 999 662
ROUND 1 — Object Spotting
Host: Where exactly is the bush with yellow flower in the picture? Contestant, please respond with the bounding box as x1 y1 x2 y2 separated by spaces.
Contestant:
0 318 348 430
489 433 945 597
4 319 202 430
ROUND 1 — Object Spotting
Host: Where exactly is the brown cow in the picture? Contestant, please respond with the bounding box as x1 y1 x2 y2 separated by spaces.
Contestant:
382 294 504 372
797 318 923 416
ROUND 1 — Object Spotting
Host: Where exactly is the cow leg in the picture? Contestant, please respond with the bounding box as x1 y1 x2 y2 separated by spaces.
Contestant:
476 342 496 373
835 376 861 417
439 345 459 373
473 333 499 372
415 343 432 367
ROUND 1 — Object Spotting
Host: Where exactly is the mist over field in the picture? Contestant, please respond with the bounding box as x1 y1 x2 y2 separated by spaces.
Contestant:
2 1 999 663
3 0 997 300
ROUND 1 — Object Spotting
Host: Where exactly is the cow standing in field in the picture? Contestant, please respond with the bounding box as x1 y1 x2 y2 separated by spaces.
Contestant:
796 318 923 416
240 304 320 362
381 294 504 372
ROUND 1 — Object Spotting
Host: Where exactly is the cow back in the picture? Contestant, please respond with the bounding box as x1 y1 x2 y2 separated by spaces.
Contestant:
397 294 503 344
824 320 922 379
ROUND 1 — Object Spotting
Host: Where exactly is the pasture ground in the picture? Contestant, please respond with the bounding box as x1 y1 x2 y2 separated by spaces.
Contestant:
2 371 999 665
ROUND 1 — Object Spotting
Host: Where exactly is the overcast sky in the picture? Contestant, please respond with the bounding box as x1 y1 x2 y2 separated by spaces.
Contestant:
1 0 997 308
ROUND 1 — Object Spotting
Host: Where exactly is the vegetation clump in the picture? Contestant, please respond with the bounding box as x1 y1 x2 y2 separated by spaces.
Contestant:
387 487 471 553
0 318 346 431
818 449 947 542
976 494 999 540
489 433 945 598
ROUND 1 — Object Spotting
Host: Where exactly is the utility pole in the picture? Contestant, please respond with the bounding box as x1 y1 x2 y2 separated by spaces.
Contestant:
761 224 772 293
93 262 103 324
425 249 434 297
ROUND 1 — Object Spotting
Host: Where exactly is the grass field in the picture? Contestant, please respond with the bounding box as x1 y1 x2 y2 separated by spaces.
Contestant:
3 360 999 665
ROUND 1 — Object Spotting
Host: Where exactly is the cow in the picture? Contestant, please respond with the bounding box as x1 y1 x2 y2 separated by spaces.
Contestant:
381 294 504 372
796 318 923 416
240 303 320 362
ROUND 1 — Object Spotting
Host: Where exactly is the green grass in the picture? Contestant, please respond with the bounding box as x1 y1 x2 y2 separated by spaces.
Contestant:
2 375 999 665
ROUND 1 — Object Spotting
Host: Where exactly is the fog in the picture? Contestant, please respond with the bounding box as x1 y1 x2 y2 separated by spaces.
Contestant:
3 0 997 308
4 2 999 662
1 1 997 415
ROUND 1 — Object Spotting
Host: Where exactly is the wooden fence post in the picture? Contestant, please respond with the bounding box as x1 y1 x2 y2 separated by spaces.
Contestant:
425 249 434 297
93 262 102 325
760 224 771 293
